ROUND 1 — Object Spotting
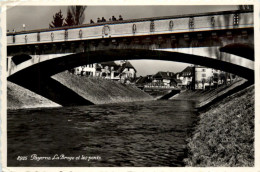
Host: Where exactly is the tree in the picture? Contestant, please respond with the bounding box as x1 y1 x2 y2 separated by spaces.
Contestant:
64 9 75 26
68 6 87 25
49 10 64 28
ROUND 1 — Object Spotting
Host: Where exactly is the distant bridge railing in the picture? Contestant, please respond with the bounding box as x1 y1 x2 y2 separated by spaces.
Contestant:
7 10 253 46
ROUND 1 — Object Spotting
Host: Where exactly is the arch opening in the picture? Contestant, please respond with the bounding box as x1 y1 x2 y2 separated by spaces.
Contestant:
7 49 254 106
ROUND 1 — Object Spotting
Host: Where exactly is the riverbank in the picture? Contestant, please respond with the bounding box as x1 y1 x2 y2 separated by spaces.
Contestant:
7 81 60 109
52 71 153 104
172 79 248 108
184 85 254 166
8 71 153 109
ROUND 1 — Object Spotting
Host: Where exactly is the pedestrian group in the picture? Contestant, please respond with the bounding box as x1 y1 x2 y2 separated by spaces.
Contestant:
90 15 123 24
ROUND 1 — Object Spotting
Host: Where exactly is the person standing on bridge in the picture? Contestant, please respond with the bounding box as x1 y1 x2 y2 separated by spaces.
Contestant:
119 15 123 20
112 16 117 21
101 17 106 22
97 17 101 23
90 19 94 24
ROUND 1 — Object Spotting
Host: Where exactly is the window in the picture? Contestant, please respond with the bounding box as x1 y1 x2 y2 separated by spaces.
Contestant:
233 13 239 25
202 69 205 72
202 74 206 77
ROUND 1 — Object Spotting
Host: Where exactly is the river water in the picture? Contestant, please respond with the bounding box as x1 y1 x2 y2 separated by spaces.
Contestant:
8 100 198 167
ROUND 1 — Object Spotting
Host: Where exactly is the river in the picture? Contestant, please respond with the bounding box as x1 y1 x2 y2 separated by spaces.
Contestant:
7 99 198 167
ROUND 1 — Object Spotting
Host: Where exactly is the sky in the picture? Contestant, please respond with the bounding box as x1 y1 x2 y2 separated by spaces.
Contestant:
7 5 239 76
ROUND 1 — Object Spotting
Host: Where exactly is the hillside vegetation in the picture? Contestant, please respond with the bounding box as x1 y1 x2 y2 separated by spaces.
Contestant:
184 85 254 166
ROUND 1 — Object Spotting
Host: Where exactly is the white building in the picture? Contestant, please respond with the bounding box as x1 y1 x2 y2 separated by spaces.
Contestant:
117 61 137 82
82 64 97 76
71 61 137 83
72 64 102 76
177 65 224 90
179 66 194 88
100 61 120 79
194 66 221 89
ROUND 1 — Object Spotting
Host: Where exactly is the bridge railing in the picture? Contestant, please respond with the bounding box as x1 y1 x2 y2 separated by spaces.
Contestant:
7 10 253 46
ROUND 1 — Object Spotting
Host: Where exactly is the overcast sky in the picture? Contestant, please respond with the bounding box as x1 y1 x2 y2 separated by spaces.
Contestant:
7 5 239 76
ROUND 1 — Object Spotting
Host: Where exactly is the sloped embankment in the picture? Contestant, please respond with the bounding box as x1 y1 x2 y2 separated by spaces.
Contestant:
8 72 153 109
7 81 60 109
172 79 248 108
184 85 254 166
52 71 153 104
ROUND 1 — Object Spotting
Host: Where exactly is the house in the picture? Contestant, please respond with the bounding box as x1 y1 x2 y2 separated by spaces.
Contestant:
175 72 183 81
99 61 136 82
178 65 219 90
81 64 101 77
180 66 194 89
71 66 82 75
116 61 137 82
71 64 102 77
100 61 121 79
172 78 183 87
195 66 214 89
178 65 231 90
70 60 137 83
194 66 224 89
152 71 176 87
135 75 153 87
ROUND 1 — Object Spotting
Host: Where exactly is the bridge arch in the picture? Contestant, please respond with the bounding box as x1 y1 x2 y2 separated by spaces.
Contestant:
6 10 254 106
7 49 254 106
8 49 254 81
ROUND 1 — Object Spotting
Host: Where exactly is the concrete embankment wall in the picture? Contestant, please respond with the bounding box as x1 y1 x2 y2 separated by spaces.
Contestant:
7 81 60 109
52 71 153 105
8 71 153 109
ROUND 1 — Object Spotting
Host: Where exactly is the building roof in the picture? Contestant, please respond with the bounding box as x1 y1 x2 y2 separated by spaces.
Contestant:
135 76 152 85
124 61 135 68
100 61 119 67
153 71 175 80
181 66 194 76
117 61 137 73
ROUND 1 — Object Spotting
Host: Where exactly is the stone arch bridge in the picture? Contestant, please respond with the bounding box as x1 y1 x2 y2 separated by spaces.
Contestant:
6 10 254 106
